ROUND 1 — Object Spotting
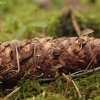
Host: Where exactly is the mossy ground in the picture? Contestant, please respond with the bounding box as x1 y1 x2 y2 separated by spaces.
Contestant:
2 72 100 100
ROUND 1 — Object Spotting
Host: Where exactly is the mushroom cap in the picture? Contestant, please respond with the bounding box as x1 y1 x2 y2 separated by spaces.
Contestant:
10 39 22 48
80 29 94 36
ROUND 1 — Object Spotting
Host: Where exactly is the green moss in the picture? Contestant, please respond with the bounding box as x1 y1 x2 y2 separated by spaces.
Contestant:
5 72 99 100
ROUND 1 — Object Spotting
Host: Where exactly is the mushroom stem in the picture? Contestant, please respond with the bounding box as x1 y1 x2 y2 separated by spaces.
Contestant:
87 35 97 63
79 42 82 50
78 37 85 50
33 44 37 71
15 46 20 73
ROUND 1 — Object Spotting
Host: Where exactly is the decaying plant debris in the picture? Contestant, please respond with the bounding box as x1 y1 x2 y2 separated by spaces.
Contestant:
0 36 100 87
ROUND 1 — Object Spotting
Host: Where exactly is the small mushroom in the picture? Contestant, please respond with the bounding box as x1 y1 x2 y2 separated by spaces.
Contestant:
80 29 97 64
39 33 46 38
31 38 40 44
10 39 22 73
80 29 94 47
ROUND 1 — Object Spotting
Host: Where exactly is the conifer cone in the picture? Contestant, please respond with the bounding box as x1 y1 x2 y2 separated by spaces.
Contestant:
0 36 100 85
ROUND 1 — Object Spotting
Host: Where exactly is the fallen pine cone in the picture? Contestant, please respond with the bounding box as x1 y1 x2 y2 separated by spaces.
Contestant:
0 36 100 86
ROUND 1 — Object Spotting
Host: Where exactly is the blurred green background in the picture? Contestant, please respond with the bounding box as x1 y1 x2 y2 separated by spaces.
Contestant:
0 0 100 41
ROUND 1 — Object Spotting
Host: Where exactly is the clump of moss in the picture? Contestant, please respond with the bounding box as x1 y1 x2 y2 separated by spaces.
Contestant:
6 72 100 100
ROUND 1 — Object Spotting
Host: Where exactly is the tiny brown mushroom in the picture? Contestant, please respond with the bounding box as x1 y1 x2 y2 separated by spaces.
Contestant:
10 39 22 73
39 33 46 38
80 29 94 49
80 29 97 66
80 29 94 50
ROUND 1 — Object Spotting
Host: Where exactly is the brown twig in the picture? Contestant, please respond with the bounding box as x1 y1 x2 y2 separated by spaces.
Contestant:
72 66 100 78
62 73 82 98
85 50 99 70
4 87 20 100
49 85 56 93
64 78 71 97
87 35 97 63
71 80 82 98
62 73 71 97
71 12 81 36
